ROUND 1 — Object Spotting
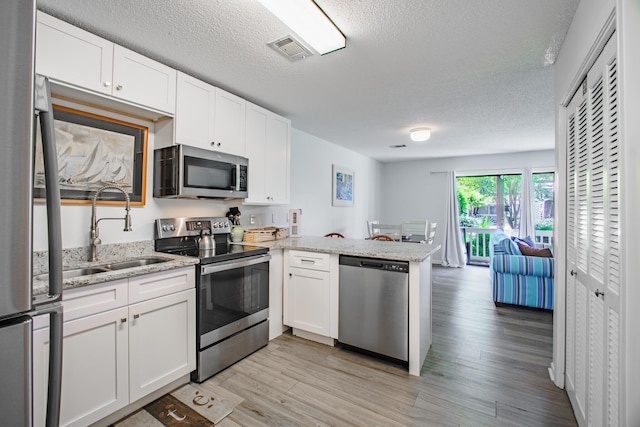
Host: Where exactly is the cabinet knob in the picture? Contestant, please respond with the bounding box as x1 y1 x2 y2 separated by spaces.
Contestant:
116 85 123 91
121 318 127 323
103 81 111 87
133 313 140 319
289 273 292 277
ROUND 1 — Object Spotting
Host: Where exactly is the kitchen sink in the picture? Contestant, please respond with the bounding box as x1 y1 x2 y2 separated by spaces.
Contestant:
101 256 169 271
35 266 110 281
34 257 171 281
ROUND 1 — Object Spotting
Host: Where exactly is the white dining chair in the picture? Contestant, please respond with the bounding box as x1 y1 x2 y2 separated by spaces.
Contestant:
367 220 379 238
426 222 437 244
375 224 402 240
401 220 428 236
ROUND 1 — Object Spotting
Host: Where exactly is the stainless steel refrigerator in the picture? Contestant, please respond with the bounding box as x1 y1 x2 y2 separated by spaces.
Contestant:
0 1 64 426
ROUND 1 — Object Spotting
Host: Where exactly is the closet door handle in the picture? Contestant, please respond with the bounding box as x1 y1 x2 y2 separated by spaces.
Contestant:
594 289 604 298
570 270 577 276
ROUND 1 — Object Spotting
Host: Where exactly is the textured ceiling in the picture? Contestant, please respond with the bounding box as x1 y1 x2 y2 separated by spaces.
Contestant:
37 0 579 162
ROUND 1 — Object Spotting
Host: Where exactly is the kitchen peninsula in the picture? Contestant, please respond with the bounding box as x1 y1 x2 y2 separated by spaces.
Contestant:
254 236 440 376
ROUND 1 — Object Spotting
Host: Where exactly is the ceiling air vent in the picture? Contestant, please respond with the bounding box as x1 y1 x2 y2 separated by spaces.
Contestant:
268 34 314 61
389 144 407 149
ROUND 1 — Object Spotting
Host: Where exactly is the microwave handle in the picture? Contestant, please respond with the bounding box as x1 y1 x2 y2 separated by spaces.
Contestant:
234 164 240 191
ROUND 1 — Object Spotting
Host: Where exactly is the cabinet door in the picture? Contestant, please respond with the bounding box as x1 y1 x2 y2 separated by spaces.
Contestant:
129 289 196 402
36 12 113 95
265 114 291 204
33 307 129 427
213 88 246 156
244 105 291 205
244 103 268 203
285 267 331 336
112 45 177 114
175 72 216 149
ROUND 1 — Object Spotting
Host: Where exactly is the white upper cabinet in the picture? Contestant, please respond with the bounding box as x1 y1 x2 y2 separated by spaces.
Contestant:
36 12 113 96
111 45 176 114
213 88 246 156
35 12 176 115
173 74 246 156
244 102 291 205
175 72 216 149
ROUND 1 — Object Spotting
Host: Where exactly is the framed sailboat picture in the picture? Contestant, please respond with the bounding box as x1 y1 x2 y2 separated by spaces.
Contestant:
34 105 148 205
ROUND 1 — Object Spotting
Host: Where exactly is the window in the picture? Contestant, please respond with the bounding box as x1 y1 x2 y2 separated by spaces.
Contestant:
457 172 554 236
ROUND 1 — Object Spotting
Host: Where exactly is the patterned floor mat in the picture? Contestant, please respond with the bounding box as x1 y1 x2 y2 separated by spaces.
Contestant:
113 382 244 426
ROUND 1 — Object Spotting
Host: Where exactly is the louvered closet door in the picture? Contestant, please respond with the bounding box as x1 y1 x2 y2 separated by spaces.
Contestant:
565 33 620 427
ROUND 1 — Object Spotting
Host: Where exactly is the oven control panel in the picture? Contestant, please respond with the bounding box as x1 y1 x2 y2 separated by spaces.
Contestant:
156 217 230 239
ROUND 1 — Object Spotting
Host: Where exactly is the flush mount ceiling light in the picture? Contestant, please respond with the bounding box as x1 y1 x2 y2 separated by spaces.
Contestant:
258 0 346 55
410 127 431 142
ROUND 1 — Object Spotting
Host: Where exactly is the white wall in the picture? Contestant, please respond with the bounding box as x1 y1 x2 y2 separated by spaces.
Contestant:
288 128 381 239
619 1 640 423
380 150 554 263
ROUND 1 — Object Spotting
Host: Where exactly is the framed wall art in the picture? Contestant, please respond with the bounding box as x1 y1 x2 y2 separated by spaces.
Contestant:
34 105 148 205
332 164 354 207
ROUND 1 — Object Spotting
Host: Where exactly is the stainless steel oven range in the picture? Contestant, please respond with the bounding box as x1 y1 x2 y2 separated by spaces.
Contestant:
155 217 270 382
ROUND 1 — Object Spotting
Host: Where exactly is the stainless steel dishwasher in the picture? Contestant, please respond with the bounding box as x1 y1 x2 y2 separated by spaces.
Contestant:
338 255 409 362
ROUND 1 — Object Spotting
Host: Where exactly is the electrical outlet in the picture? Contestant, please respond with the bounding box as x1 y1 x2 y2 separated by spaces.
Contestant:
250 215 256 225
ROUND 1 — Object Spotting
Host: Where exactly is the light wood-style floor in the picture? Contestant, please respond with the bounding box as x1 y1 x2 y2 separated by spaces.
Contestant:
208 265 577 427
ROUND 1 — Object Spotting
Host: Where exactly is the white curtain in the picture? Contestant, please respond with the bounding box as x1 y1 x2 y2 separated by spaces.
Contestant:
519 168 535 238
441 171 466 268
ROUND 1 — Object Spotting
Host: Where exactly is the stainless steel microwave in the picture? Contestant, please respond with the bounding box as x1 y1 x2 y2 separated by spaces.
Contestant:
153 144 248 199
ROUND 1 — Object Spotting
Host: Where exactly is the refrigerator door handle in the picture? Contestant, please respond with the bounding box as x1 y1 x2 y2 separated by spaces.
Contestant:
34 304 63 427
34 75 63 304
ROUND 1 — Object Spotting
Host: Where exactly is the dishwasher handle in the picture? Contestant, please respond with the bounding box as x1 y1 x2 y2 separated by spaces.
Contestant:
360 261 384 269
339 255 409 273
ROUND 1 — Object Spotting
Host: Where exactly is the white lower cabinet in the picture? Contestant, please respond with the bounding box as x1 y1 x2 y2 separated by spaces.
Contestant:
283 250 338 341
129 289 195 402
33 306 129 427
33 267 195 427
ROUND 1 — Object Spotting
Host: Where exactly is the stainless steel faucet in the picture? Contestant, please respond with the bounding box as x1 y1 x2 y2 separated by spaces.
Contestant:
89 184 132 262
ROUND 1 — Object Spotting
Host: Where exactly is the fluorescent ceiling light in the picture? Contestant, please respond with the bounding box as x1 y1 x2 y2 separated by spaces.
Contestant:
258 0 345 55
410 127 431 142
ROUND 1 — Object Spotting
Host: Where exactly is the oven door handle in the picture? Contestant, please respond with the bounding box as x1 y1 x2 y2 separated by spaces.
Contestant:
201 254 272 275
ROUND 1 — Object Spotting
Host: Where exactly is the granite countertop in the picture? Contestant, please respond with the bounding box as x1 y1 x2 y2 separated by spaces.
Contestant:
244 236 441 262
32 241 199 297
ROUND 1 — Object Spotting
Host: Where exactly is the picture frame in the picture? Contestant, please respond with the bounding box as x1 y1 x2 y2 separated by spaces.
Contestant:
34 105 148 205
332 164 354 207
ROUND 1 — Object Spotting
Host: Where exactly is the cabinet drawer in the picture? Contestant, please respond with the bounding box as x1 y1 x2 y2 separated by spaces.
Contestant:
61 279 128 323
288 250 331 272
128 267 195 304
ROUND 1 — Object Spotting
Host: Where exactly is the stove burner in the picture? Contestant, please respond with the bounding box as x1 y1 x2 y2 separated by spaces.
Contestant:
154 217 268 264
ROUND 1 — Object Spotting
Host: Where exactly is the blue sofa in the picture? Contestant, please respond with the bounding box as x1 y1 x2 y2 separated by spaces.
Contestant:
489 229 554 310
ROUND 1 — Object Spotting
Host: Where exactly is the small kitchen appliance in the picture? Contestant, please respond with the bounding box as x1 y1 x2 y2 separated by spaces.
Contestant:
155 217 270 382
153 144 249 200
